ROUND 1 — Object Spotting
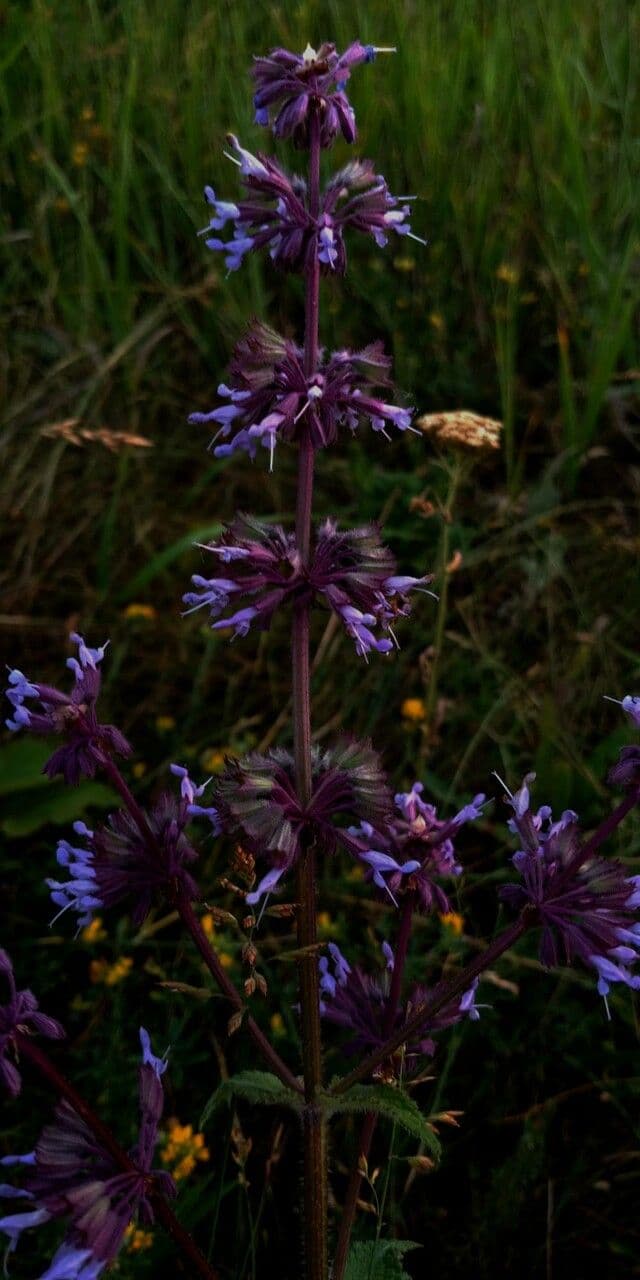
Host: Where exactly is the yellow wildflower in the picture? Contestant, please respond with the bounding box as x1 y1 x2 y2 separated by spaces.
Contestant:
132 761 147 779
89 956 133 986
218 952 234 970
200 747 228 773
201 913 215 941
124 1223 153 1252
270 1012 285 1037
393 255 415 272
440 911 464 936
155 715 176 732
429 311 446 334
81 917 107 944
317 912 333 933
123 603 157 620
495 262 519 285
401 697 426 722
71 141 90 167
161 1118 210 1181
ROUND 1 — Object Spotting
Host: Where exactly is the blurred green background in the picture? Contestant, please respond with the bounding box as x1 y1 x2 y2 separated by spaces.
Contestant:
1 0 640 1276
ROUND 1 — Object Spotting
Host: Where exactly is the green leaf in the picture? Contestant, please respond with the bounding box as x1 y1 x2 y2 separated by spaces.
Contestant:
0 738 58 796
344 1239 421 1280
326 1085 441 1157
200 1070 301 1127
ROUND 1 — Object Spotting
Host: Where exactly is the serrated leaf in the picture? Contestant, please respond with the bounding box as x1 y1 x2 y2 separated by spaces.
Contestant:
200 1070 301 1127
326 1085 441 1156
344 1239 421 1280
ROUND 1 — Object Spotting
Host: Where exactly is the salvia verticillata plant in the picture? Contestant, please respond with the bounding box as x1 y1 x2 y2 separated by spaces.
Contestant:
3 41 640 1280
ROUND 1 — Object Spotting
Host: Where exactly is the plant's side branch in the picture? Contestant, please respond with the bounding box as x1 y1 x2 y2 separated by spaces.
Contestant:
16 1036 219 1280
332 916 530 1096
100 755 301 1095
563 784 640 881
176 895 303 1094
332 894 416 1280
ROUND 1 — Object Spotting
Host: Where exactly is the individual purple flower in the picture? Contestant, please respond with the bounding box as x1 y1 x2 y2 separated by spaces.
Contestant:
0 1029 174 1276
499 773 640 1001
351 782 486 911
252 41 392 147
604 693 640 790
189 321 416 466
214 737 390 905
604 693 640 729
184 514 431 658
4 634 131 786
0 950 65 1098
46 768 209 929
320 946 481 1071
199 144 423 277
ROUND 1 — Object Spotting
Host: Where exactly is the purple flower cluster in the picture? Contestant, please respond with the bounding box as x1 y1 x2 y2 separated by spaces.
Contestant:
320 942 481 1070
4 634 131 785
500 774 640 1000
350 782 486 909
0 1029 174 1279
214 737 389 904
0 951 65 1098
184 515 431 658
47 767 212 930
200 140 423 275
189 321 415 466
252 41 388 147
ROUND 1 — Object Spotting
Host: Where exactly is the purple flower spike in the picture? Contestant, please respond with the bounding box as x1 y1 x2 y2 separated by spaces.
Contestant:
252 41 390 148
605 693 640 790
184 514 431 659
215 737 390 905
499 774 640 1002
0 951 65 1098
321 950 481 1073
189 321 415 466
351 781 484 913
0 1032 174 1276
604 693 640 729
199 147 423 278
4 634 131 786
47 785 202 930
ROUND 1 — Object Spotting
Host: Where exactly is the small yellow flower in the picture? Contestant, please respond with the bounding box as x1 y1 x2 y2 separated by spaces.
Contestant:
317 912 333 933
155 715 176 732
54 196 70 214
124 1223 154 1252
401 697 426 722
496 262 519 286
89 956 133 986
81 105 95 122
161 1118 210 1181
429 311 446 335
132 761 147 779
440 911 464 937
393 255 415 272
270 1012 285 1037
81 917 107 944
201 913 215 941
200 747 228 773
71 141 90 167
123 603 157 620
218 952 234 970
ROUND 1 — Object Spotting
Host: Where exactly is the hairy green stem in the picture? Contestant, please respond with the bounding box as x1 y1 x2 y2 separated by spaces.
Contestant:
293 104 327 1280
